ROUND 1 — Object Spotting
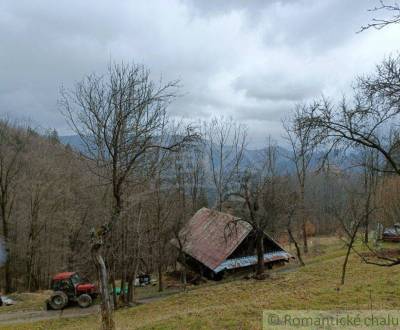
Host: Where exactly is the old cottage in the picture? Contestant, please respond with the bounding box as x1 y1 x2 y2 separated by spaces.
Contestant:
172 208 292 279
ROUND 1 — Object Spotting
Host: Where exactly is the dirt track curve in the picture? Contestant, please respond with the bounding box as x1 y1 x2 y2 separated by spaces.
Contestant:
0 296 163 326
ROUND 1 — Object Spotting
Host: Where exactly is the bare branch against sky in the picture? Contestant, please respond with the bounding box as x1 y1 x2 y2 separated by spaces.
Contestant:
360 0 400 31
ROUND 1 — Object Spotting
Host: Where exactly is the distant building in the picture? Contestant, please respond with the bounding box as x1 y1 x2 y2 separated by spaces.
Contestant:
171 207 292 279
382 223 400 242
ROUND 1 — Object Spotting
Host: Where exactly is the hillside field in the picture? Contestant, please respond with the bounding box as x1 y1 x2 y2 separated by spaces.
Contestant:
2 237 400 330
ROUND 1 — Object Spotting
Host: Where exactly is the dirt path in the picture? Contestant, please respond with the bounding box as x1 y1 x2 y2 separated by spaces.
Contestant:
0 265 300 326
0 296 164 326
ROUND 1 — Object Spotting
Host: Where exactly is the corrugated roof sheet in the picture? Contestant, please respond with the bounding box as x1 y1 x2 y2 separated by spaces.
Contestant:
176 207 252 271
384 228 400 236
213 251 291 273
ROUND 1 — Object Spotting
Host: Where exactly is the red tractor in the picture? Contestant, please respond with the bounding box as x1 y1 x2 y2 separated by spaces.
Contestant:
46 272 98 310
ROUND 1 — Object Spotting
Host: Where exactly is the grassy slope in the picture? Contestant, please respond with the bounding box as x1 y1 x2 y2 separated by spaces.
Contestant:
0 292 50 314
3 238 400 330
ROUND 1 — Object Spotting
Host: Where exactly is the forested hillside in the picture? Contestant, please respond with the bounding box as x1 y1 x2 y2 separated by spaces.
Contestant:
0 122 103 292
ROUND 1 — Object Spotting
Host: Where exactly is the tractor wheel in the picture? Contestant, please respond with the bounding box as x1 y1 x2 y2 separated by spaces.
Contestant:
49 291 68 310
77 294 92 308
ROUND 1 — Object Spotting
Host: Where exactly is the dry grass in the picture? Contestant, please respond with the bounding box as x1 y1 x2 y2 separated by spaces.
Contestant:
4 237 400 330
0 291 50 314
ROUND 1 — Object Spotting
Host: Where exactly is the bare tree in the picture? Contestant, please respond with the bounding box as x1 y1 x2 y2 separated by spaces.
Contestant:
60 62 196 330
149 151 174 293
359 148 379 243
335 173 377 285
171 149 189 289
284 191 305 267
24 161 58 291
112 189 149 306
184 143 207 213
203 117 247 211
335 192 364 286
170 142 206 289
360 0 400 31
301 55 400 268
232 140 285 277
0 120 27 293
0 121 106 292
283 103 320 253
301 56 400 177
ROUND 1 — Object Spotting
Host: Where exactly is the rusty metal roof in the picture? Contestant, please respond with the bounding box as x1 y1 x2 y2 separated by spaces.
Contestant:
176 207 252 271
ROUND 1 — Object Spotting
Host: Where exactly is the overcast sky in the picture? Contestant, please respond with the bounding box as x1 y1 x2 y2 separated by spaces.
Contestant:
0 0 399 147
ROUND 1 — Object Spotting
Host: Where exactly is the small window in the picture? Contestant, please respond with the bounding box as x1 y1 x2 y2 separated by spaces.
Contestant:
70 273 83 285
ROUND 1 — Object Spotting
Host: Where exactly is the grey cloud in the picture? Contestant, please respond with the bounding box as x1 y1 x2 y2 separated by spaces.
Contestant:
235 102 293 122
260 0 376 49
183 0 294 16
233 74 322 102
0 0 397 145
184 0 376 50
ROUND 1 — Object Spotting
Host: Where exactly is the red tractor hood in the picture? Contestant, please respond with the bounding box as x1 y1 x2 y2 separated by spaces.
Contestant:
76 283 97 293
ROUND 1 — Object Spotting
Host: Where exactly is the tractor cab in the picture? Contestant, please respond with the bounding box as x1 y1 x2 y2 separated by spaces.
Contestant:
47 272 97 310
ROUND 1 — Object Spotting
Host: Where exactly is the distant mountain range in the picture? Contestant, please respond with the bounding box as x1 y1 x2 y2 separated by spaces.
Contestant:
59 135 353 174
60 135 85 150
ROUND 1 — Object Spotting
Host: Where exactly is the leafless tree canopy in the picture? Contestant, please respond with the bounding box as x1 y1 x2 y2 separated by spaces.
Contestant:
283 103 321 254
203 116 247 211
299 55 400 268
230 139 288 276
300 55 400 175
60 62 197 329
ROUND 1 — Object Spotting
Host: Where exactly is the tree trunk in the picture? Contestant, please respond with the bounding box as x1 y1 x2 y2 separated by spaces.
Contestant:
287 228 305 266
341 243 352 285
341 222 360 285
110 274 118 309
302 218 308 254
158 264 163 292
364 195 370 244
300 185 308 254
128 261 139 304
127 273 134 305
119 277 126 305
92 244 115 330
181 267 187 291
256 232 265 276
177 247 187 291
181 256 187 292
218 190 223 212
26 252 34 292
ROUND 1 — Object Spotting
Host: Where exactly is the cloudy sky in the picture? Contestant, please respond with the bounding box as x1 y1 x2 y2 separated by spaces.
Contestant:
0 0 399 146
